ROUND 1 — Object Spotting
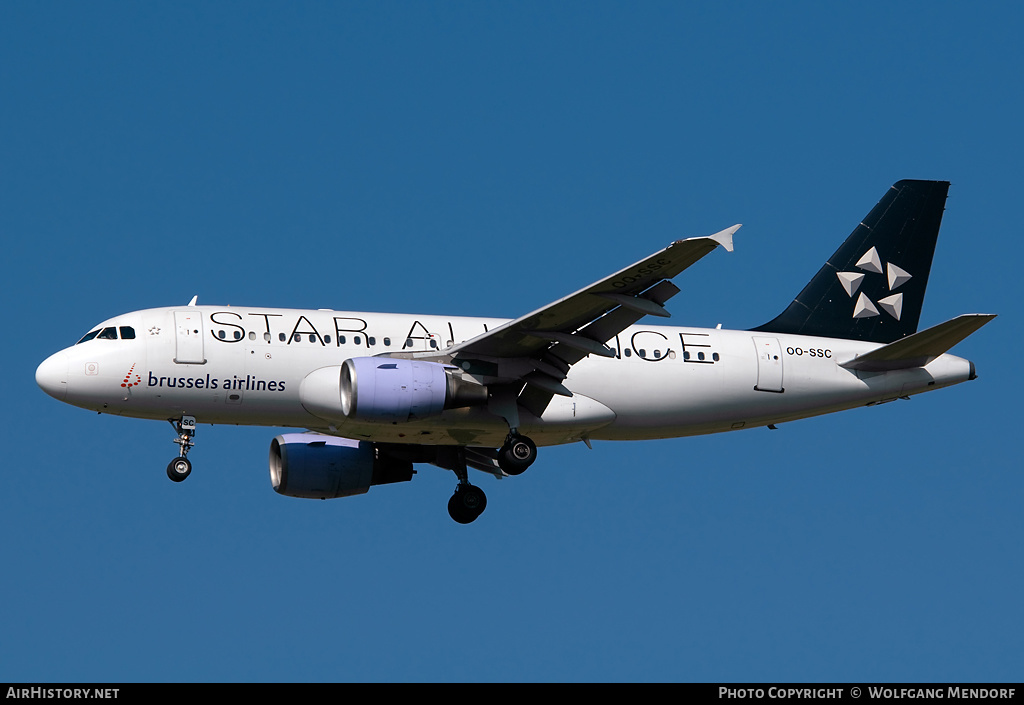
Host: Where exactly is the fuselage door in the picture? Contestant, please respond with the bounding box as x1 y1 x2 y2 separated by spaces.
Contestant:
174 311 206 364
752 336 784 393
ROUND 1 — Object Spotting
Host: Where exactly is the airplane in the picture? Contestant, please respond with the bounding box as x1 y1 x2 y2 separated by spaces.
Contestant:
36 180 994 523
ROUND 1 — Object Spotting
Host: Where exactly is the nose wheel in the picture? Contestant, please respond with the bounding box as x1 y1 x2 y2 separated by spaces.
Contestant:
166 416 196 483
167 456 192 482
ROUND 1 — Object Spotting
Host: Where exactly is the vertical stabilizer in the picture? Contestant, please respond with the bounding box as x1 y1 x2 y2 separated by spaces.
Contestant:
752 180 950 343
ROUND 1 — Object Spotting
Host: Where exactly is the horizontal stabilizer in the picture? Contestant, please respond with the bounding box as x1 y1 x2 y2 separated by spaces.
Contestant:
839 314 996 372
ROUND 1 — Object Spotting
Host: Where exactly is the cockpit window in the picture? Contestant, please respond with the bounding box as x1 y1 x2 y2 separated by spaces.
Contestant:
76 326 134 344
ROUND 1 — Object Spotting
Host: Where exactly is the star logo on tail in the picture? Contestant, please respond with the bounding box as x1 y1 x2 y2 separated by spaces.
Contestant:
836 246 912 320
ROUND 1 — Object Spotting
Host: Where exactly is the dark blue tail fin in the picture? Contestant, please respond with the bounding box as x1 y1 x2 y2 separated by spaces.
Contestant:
752 180 950 344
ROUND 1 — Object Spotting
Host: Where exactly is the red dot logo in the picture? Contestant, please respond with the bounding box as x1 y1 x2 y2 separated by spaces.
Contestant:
122 364 141 388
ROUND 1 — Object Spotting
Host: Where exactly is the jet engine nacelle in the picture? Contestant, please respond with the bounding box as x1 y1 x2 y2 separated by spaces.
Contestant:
269 433 414 499
299 358 488 423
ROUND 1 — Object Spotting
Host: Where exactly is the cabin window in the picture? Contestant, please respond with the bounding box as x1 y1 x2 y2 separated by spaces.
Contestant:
324 335 331 344
698 352 705 361
248 331 256 341
624 349 631 357
279 333 287 342
712 353 720 361
338 335 346 344
384 337 391 346
368 336 376 346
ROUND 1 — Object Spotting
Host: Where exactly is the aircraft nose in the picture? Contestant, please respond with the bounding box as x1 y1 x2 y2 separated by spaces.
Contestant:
36 350 69 401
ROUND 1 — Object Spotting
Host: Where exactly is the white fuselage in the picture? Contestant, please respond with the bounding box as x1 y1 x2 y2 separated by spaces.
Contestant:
37 305 975 449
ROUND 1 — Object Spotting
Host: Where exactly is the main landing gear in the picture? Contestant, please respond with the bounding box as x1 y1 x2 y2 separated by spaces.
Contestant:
497 432 537 476
166 416 196 483
440 432 538 524
488 389 538 477
448 483 487 525
435 446 489 524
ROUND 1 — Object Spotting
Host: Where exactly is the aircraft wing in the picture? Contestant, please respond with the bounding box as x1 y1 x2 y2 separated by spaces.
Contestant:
448 226 738 360
410 226 738 416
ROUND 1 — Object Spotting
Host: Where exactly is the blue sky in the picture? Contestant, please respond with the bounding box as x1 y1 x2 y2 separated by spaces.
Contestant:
2 2 1020 682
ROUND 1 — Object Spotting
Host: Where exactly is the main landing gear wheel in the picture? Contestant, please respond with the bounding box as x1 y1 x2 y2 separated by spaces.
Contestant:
497 434 537 476
166 415 197 483
448 484 487 524
166 457 192 482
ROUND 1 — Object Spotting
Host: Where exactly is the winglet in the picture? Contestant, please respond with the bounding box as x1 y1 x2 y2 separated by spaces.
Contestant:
187 295 199 307
709 224 740 253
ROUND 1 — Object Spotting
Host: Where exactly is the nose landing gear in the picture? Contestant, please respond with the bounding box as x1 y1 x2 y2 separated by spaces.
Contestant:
166 416 196 483
166 456 191 482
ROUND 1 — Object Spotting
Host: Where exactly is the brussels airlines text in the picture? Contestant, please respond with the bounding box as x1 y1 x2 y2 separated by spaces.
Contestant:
147 372 287 392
